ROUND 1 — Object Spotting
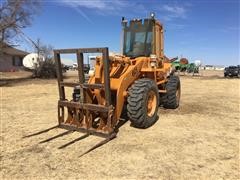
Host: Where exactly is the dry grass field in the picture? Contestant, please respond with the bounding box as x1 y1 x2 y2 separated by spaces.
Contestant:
1 70 240 179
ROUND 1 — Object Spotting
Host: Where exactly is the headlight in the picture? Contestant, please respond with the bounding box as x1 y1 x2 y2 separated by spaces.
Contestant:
150 54 157 68
88 69 95 76
150 61 157 67
150 12 155 19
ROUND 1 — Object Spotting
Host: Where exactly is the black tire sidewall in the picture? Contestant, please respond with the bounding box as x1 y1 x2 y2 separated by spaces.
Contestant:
162 75 181 109
127 78 159 128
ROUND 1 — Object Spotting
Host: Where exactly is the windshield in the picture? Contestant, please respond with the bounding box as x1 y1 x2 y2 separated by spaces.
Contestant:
123 19 153 58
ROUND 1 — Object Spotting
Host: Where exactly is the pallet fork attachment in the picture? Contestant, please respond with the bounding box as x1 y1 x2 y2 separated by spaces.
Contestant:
54 47 115 137
23 125 117 157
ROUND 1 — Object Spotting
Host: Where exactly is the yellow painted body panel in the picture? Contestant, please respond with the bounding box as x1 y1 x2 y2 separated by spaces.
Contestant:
89 55 172 121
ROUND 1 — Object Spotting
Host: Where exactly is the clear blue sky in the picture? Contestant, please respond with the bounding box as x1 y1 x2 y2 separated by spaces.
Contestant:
21 0 239 66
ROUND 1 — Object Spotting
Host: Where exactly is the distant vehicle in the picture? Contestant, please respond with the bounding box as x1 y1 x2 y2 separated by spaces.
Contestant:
62 65 70 72
73 63 78 70
72 63 90 73
83 64 90 74
171 58 201 75
224 66 240 78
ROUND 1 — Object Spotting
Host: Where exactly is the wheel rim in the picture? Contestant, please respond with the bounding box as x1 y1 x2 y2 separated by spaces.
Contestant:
147 90 157 117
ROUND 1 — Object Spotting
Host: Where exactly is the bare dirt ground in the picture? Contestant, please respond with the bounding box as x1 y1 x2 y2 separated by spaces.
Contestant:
1 70 240 179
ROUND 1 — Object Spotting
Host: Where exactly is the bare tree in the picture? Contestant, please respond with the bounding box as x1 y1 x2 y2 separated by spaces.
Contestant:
32 39 56 79
33 38 54 60
0 0 40 45
40 44 54 60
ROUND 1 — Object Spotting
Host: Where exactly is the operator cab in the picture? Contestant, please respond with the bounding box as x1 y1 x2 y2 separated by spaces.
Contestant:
122 18 154 58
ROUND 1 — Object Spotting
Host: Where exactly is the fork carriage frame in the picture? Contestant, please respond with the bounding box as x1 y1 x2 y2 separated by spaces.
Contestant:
54 47 115 137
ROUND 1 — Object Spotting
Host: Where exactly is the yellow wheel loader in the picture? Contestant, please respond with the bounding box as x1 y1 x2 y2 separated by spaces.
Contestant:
53 14 181 138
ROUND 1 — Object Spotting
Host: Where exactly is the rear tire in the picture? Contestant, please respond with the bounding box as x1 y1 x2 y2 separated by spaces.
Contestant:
162 75 181 109
127 78 159 128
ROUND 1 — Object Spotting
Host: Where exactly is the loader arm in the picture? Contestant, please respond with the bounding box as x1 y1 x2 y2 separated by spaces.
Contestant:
110 60 144 121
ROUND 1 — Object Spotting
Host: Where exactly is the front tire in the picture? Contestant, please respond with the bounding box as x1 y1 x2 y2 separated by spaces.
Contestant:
127 78 159 128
